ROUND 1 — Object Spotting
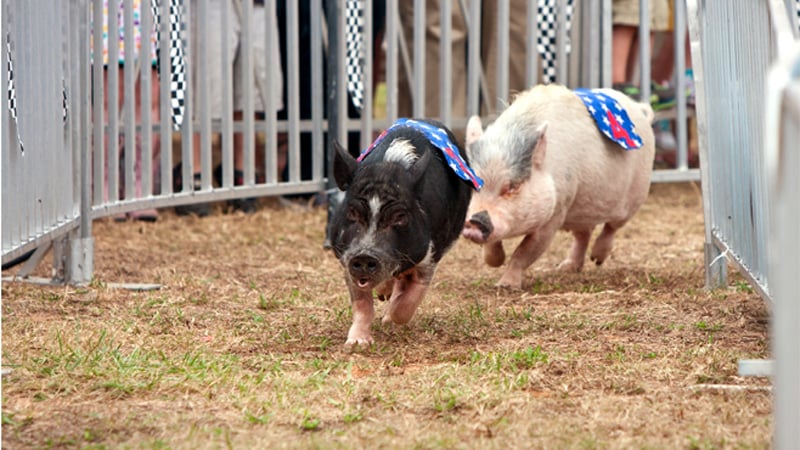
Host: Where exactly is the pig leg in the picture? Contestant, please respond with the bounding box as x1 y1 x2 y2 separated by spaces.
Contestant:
483 241 506 267
558 228 594 272
590 222 622 265
346 285 376 346
376 279 394 301
382 265 434 325
497 222 560 288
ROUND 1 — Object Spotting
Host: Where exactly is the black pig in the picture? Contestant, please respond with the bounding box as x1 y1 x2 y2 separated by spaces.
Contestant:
329 119 478 346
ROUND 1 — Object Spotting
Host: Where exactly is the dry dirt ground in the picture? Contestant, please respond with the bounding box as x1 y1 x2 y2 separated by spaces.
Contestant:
2 182 772 449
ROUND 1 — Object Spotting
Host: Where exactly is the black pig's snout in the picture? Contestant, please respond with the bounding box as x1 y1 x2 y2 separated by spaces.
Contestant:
468 210 494 239
349 254 381 287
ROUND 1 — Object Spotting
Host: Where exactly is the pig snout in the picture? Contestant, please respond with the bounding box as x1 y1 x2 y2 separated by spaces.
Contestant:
463 210 493 243
348 253 382 288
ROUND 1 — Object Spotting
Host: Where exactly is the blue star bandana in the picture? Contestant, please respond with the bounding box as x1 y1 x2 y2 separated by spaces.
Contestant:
574 88 643 150
358 118 484 190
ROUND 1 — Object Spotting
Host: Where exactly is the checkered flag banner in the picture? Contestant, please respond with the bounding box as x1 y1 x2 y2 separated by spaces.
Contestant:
345 0 366 110
796 0 800 31
62 79 68 123
6 32 24 152
151 0 186 130
536 0 574 84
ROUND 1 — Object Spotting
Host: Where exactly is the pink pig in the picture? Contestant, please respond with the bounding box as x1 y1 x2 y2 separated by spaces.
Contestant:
461 84 655 288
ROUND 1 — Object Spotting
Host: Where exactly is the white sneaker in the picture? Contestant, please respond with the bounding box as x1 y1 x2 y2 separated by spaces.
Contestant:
655 128 677 151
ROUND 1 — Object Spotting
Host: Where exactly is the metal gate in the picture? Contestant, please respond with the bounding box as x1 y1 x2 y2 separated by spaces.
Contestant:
687 0 799 299
2 0 91 282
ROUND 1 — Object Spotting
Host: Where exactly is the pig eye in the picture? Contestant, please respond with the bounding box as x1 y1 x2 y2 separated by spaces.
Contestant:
390 211 408 227
347 206 363 224
500 182 520 197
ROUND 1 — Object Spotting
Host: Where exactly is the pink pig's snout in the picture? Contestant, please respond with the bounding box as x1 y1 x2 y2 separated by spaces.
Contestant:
462 210 494 244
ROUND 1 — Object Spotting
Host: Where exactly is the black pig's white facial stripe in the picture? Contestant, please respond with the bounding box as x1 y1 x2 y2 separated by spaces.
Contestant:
356 195 382 247
383 139 417 168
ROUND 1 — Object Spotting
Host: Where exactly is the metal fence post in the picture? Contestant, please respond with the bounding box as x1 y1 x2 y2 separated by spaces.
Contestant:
324 0 344 249
72 0 94 285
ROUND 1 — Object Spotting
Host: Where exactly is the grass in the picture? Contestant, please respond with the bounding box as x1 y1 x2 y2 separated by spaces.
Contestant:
1 183 773 448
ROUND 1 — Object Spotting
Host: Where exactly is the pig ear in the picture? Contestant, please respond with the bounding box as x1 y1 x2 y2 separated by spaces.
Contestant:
465 115 483 148
408 149 431 184
531 122 548 170
333 140 358 190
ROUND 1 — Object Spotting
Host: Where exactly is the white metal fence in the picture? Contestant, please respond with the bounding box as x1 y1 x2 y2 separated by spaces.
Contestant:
2 0 91 281
765 42 800 450
687 0 798 299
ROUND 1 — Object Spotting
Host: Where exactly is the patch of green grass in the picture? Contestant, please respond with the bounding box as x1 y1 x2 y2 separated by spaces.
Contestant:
89 277 107 289
469 346 548 374
432 388 460 413
687 435 727 450
2 411 17 426
258 293 279 310
343 410 363 424
511 346 549 368
300 411 322 431
190 292 210 305
600 313 644 332
245 410 271 425
733 280 754 294
468 277 498 289
579 283 606 293
528 278 562 294
694 321 723 332
21 327 247 398
647 273 664 286
468 302 485 322
607 344 626 362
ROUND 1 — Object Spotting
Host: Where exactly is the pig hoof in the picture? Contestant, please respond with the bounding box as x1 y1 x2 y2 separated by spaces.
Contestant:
558 258 584 272
345 336 374 347
495 281 522 290
381 313 412 326
590 254 606 266
495 275 523 290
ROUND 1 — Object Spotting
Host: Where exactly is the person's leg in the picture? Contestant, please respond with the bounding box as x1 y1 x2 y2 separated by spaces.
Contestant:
612 0 643 92
148 65 161 192
650 0 674 84
612 25 638 86
397 1 467 120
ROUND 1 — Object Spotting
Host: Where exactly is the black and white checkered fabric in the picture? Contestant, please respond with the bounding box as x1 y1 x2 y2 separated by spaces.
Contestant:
62 79 68 123
151 0 186 130
345 0 365 110
796 0 800 31
6 29 69 154
536 0 574 84
6 32 24 152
